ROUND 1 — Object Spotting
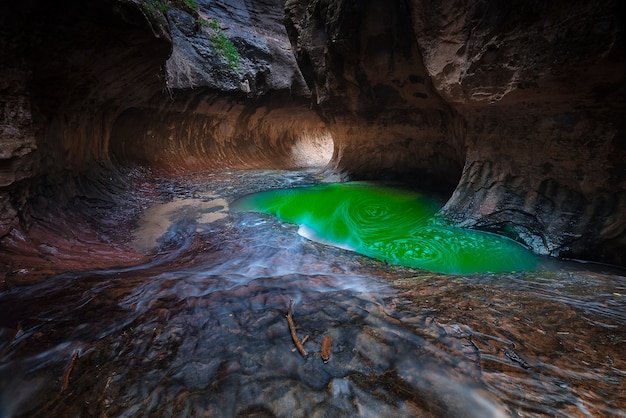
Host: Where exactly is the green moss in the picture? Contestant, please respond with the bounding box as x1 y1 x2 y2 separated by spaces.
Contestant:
207 19 240 74
145 0 168 13
183 0 199 11
140 1 240 75
142 0 197 15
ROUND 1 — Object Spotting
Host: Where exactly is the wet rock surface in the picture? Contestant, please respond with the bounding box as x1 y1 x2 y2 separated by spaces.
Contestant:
0 1 625 413
0 0 172 253
0 170 624 417
0 0 331 264
0 0 623 268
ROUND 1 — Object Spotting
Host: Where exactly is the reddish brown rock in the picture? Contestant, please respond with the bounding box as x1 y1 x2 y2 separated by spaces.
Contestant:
284 0 466 190
412 1 626 264
285 0 626 265
0 0 330 276
0 0 624 272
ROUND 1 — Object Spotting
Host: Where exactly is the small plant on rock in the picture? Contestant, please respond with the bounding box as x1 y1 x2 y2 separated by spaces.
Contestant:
145 0 168 13
207 19 240 74
183 0 199 12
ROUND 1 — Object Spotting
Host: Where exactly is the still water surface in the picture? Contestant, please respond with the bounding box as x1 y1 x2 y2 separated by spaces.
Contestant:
232 182 537 274
0 170 624 417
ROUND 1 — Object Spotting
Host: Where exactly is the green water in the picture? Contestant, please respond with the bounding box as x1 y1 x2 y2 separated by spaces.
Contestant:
233 183 537 274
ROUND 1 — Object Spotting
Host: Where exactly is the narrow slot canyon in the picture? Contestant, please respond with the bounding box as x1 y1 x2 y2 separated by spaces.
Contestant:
0 0 624 416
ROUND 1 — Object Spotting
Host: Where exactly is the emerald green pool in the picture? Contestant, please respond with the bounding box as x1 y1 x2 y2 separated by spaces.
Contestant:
233 183 537 274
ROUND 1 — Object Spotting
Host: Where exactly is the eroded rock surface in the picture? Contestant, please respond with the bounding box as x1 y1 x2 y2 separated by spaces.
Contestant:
108 0 333 173
285 0 625 264
284 0 466 190
0 0 330 276
0 0 624 273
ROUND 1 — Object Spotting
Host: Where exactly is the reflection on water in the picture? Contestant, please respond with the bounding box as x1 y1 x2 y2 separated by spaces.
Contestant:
232 183 537 274
0 170 624 417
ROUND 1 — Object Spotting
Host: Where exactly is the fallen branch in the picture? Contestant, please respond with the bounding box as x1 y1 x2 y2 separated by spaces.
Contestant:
61 349 79 392
321 336 333 363
286 300 307 357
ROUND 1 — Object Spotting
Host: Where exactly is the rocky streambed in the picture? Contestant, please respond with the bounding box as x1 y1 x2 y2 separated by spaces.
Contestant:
1 169 623 417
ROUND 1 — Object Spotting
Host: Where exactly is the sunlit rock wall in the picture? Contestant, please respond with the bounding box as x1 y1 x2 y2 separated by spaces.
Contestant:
285 0 466 190
285 0 625 264
1 0 624 268
108 0 332 172
0 0 331 275
110 94 331 172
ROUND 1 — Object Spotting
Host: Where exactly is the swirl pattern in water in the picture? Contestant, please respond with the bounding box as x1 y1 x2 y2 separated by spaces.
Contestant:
233 183 537 274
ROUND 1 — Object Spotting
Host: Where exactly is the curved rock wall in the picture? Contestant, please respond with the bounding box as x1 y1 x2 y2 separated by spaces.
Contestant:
285 0 466 190
0 0 331 275
0 0 624 270
110 93 331 172
413 1 626 263
0 0 171 239
285 0 625 264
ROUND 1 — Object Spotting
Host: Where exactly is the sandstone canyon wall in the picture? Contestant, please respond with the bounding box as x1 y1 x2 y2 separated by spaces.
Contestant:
0 0 330 276
285 0 625 265
0 0 624 273
109 0 332 173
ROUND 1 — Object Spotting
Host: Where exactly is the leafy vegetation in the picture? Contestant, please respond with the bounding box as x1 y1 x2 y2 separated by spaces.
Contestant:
141 0 240 75
206 19 240 74
146 0 168 13
182 0 198 12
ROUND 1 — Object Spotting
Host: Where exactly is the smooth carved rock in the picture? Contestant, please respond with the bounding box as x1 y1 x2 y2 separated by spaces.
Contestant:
0 0 624 268
0 0 329 273
284 0 466 189
285 0 625 265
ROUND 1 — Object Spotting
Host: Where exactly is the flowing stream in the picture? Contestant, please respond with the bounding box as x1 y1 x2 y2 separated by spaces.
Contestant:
0 170 624 417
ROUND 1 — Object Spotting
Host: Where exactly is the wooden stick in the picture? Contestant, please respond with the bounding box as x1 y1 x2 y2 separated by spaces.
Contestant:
61 350 79 392
321 336 333 363
286 300 307 357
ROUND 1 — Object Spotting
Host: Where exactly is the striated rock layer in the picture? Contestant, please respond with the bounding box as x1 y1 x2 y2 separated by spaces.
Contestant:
285 0 626 265
0 0 172 276
0 0 331 277
0 0 624 274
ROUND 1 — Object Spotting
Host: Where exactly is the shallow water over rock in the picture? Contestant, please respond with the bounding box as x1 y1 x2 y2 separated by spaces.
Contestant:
0 170 624 417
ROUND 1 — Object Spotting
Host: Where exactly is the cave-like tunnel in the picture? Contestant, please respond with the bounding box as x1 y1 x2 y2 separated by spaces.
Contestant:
0 0 625 416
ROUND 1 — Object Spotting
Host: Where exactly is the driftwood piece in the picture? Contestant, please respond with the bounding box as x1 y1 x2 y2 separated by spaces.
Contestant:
61 349 79 392
286 300 308 357
321 336 333 363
